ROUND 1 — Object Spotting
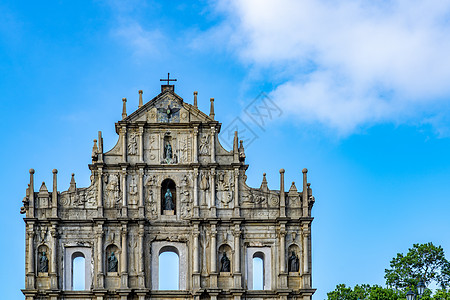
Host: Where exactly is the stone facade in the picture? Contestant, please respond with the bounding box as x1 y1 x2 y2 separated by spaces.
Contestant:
20 83 316 300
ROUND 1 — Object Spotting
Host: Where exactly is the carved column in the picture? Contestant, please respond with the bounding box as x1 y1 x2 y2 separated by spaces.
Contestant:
279 224 288 288
210 224 218 287
302 168 308 217
28 169 35 218
280 169 286 217
139 126 144 163
192 224 200 289
138 223 145 287
50 225 58 289
51 169 58 218
121 168 127 217
138 168 144 218
233 224 242 288
233 168 240 217
302 225 311 289
210 126 216 163
193 126 199 163
120 224 128 288
96 224 104 288
121 126 127 163
210 168 216 217
193 168 199 217
26 223 35 289
97 167 103 217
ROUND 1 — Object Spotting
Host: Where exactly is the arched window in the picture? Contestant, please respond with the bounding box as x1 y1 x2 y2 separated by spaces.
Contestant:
72 252 85 290
161 178 176 214
252 252 264 290
158 247 179 290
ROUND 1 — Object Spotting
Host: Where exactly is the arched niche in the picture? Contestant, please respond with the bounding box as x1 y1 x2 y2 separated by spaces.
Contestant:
161 178 176 214
218 244 232 274
105 244 120 274
151 241 187 290
37 244 49 273
287 244 301 273
158 246 180 290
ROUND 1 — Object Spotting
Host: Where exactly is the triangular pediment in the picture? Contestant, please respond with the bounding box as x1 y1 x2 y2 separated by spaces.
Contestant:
124 89 213 124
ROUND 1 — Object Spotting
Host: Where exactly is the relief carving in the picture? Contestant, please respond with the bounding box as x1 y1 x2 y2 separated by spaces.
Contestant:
129 175 138 205
199 134 209 155
128 133 138 155
105 174 121 208
216 171 234 208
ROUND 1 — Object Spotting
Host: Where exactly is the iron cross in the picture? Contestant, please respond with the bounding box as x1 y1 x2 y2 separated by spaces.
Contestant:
160 73 177 85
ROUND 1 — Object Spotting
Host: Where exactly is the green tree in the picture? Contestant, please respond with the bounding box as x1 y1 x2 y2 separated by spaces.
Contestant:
385 243 450 291
327 284 402 300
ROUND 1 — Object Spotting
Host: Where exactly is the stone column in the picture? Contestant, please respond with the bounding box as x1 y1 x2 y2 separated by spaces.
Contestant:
193 168 199 217
192 224 200 289
210 127 216 163
280 169 286 217
279 224 288 289
233 168 239 217
121 168 127 217
302 225 311 289
50 225 58 289
26 223 35 289
97 167 103 217
96 225 104 288
28 169 35 218
120 224 128 288
193 126 198 163
210 224 218 287
210 168 216 217
138 223 145 287
139 126 144 163
138 168 144 218
233 224 242 288
302 168 308 217
121 126 127 163
51 169 58 218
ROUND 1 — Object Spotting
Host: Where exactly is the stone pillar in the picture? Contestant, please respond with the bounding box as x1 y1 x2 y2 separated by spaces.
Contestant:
233 168 239 217
210 224 218 287
138 223 145 287
121 168 127 217
302 168 308 217
233 224 242 288
302 225 310 289
210 168 216 217
121 126 127 163
97 167 103 217
26 223 35 289
120 224 128 288
279 169 286 217
139 126 144 163
192 224 200 289
193 168 199 217
29 169 35 218
50 224 58 289
51 169 58 218
279 224 288 289
210 126 216 163
96 225 104 288
138 168 144 218
193 126 198 163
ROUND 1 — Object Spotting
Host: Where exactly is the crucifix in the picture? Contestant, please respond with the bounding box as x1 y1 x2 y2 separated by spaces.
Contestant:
160 73 177 85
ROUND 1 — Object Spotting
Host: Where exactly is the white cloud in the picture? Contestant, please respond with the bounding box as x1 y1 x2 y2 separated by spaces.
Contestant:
212 0 450 134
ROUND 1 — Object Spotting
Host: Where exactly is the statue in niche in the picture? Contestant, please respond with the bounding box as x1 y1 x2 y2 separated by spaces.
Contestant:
108 252 118 272
39 251 49 272
128 133 138 155
164 188 174 210
220 252 230 272
164 142 172 160
288 251 299 272
199 134 209 155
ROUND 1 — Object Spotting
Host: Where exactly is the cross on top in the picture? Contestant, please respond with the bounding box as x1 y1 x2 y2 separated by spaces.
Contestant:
160 73 177 85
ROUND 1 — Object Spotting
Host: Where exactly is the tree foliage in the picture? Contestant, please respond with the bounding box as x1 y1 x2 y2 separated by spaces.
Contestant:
327 284 402 300
385 242 450 290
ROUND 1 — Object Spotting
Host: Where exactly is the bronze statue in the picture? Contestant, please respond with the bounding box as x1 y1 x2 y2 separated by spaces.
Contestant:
220 252 230 272
288 251 299 272
164 142 172 159
39 251 49 272
164 188 174 210
108 252 118 272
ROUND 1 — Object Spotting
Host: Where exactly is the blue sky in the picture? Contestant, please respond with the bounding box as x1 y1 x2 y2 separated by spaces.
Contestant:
2 1 450 299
